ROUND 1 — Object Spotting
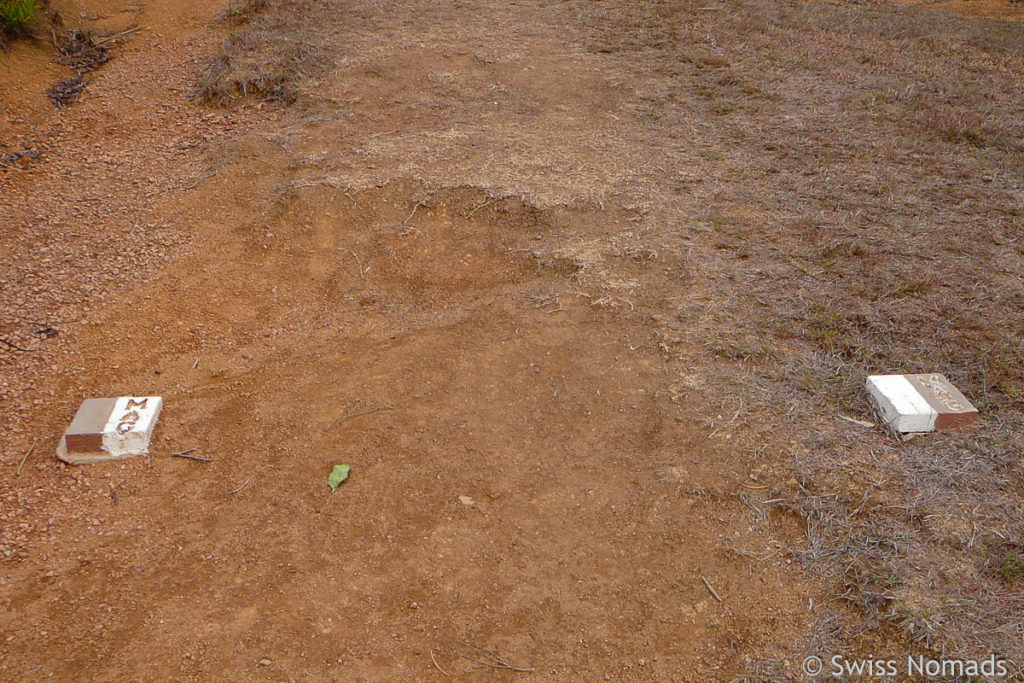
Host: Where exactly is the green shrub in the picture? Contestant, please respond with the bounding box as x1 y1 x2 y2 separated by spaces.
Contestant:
0 0 38 38
999 552 1024 581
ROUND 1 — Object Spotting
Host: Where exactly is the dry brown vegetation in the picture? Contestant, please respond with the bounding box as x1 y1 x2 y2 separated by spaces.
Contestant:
195 0 332 105
578 0 1024 672
45 28 110 106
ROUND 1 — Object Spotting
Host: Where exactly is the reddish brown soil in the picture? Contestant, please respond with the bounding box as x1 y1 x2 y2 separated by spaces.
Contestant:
1 0 812 679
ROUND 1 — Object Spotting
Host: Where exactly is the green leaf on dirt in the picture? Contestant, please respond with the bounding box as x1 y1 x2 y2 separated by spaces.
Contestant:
328 463 350 491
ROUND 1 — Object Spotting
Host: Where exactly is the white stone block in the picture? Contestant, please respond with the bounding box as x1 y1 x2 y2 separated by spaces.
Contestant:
866 374 977 434
56 396 163 464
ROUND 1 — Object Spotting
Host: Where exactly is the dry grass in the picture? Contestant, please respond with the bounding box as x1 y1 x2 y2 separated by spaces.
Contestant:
219 0 268 23
588 0 1024 669
194 0 334 105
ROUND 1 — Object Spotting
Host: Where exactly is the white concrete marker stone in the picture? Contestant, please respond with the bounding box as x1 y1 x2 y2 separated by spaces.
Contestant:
56 396 163 464
865 374 977 433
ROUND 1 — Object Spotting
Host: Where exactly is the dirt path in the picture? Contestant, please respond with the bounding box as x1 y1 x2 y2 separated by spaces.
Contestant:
1 0 813 679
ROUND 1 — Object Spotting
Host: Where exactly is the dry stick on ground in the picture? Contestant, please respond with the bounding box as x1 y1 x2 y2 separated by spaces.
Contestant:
403 201 427 225
739 492 767 522
701 575 723 603
174 453 212 462
0 337 29 352
16 442 35 476
94 26 143 46
226 478 250 495
456 642 534 673
429 649 452 677
171 448 212 462
350 250 366 280
147 209 183 231
325 405 394 431
838 414 874 428
464 198 495 219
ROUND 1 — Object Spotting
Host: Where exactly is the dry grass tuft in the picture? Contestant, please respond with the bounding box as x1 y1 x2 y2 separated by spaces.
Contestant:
195 0 333 106
219 0 269 23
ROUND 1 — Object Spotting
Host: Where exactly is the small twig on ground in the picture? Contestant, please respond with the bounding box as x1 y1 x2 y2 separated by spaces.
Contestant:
16 442 35 476
184 171 214 190
226 478 250 494
351 250 365 280
739 492 767 522
838 415 874 428
403 201 426 225
458 652 518 672
171 448 212 462
464 198 496 219
701 575 723 602
325 405 394 431
0 337 29 352
456 642 534 673
146 209 183 231
94 26 143 46
31 322 59 338
192 358 200 369
430 649 452 677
